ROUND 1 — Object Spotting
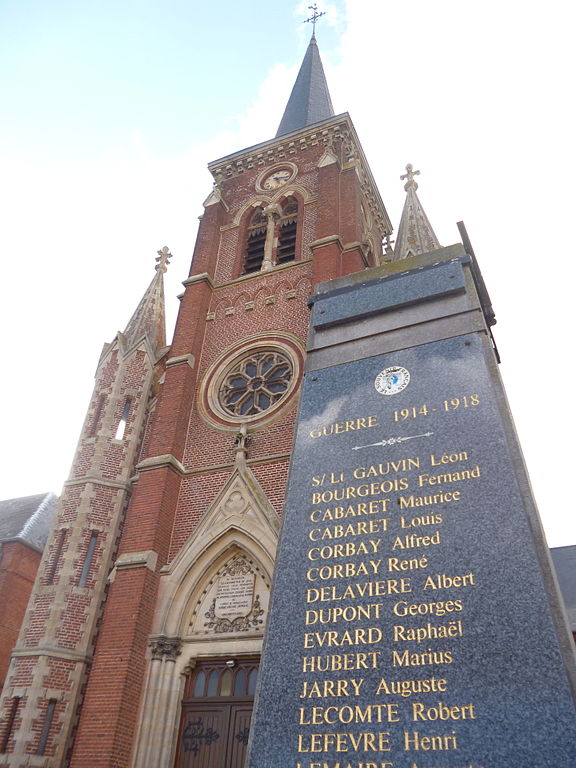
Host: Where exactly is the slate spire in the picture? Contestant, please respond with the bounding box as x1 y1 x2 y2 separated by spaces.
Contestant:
276 34 335 137
394 164 441 261
122 247 170 351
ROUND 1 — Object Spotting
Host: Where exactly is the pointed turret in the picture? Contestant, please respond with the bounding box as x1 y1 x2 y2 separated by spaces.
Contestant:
122 246 171 351
394 164 441 261
276 34 334 137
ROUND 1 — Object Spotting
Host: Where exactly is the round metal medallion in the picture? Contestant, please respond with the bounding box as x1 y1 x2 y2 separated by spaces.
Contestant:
374 366 411 396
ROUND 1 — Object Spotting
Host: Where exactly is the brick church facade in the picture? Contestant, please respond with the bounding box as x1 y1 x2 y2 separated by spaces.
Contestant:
0 35 459 768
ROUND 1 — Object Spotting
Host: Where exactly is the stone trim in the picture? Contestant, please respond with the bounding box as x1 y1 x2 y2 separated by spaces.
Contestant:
166 353 195 369
136 453 186 475
208 114 349 175
149 635 182 660
63 476 133 491
178 451 291 478
114 549 158 572
309 234 344 251
10 646 92 663
196 333 304 432
182 272 215 288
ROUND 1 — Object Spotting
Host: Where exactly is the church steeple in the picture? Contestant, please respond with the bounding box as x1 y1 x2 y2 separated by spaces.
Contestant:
276 34 334 137
394 164 441 260
122 246 171 351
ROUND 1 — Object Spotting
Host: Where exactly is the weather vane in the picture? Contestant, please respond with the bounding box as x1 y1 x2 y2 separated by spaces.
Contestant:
304 3 326 34
155 246 172 273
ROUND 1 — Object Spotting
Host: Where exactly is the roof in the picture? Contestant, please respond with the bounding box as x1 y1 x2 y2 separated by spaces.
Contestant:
276 34 334 137
0 492 57 552
122 251 168 352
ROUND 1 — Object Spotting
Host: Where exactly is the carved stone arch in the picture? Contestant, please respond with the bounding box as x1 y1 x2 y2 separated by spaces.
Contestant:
253 286 272 311
295 275 314 300
270 183 312 205
153 465 279 639
232 197 272 228
158 529 275 640
275 278 294 299
212 296 232 321
234 290 253 311
132 466 278 768
364 233 377 266
184 545 270 638
231 184 312 230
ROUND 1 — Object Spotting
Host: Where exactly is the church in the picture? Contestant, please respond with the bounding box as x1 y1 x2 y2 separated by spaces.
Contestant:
0 26 560 768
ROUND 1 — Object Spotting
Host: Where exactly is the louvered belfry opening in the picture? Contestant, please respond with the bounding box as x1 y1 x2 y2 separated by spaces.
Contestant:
277 197 298 265
244 208 267 273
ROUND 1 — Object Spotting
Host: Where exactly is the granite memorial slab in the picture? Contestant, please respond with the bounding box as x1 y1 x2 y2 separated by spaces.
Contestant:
247 252 576 768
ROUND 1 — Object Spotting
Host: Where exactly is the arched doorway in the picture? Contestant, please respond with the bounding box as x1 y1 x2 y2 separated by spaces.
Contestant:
175 657 259 768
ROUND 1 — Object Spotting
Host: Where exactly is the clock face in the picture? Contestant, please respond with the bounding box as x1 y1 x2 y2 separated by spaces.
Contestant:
261 168 292 190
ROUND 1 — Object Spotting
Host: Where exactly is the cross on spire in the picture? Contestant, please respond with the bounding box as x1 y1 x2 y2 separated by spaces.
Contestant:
155 246 172 273
304 4 326 35
400 163 420 191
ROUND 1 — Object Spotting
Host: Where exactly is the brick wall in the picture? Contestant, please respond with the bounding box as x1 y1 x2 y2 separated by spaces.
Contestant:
0 543 41 690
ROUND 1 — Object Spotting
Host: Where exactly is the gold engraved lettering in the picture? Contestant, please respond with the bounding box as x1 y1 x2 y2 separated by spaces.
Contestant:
399 491 461 508
309 416 378 439
387 556 428 572
297 732 391 753
307 539 382 561
295 763 394 768
393 600 463 618
299 704 399 726
304 627 382 649
392 532 441 550
430 451 468 466
312 481 401 504
306 560 382 582
392 648 454 667
306 579 412 602
400 515 442 529
375 676 448 698
412 701 475 721
302 651 381 673
403 729 458 751
311 472 346 486
306 603 384 626
417 466 480 487
299 678 364 699
353 458 420 477
423 573 476 590
308 518 389 541
393 620 463 643
309 499 390 522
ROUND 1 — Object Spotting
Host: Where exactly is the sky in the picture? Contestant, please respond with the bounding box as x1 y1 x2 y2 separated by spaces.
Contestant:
0 0 574 547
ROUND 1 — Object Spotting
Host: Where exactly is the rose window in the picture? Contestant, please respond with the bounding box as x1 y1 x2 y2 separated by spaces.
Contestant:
218 351 293 417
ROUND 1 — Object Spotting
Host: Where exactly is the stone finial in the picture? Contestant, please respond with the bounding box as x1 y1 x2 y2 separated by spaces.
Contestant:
400 163 420 191
155 246 172 273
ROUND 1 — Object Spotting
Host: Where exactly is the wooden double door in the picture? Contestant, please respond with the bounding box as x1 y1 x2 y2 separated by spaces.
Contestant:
177 701 253 768
175 658 258 768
